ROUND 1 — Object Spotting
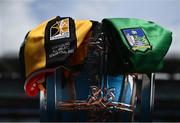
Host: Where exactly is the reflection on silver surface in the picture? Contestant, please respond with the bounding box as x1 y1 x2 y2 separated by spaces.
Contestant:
57 100 133 112
57 84 134 112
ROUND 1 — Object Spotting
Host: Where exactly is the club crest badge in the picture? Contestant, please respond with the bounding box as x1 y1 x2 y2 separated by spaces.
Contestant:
50 18 70 40
122 28 152 52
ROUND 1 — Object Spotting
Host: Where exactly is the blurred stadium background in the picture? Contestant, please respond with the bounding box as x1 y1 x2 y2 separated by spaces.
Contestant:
0 0 180 121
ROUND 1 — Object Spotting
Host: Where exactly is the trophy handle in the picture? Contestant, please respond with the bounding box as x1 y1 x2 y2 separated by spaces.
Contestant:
40 71 57 121
140 73 155 121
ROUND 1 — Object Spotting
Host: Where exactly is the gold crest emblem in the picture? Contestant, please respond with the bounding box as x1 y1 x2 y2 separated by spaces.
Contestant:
50 18 70 40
